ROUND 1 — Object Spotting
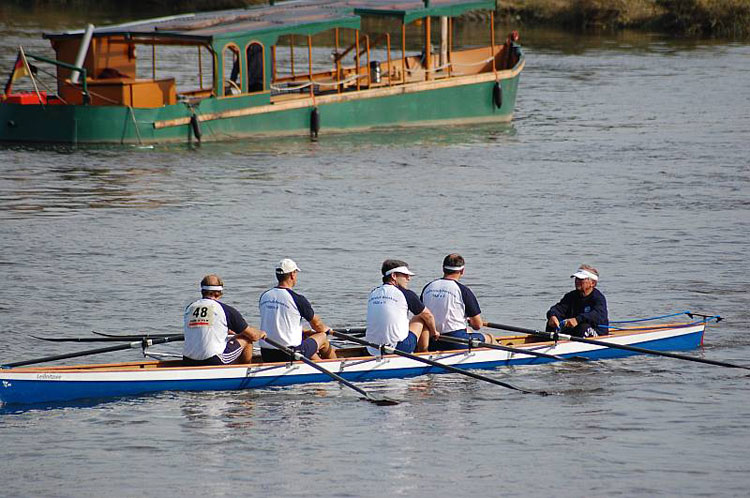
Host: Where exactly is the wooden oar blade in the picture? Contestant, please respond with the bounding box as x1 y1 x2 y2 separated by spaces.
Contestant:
364 393 400 406
567 356 590 362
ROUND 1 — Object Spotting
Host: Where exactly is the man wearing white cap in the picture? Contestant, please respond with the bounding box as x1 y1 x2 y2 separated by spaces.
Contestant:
183 274 266 365
365 259 438 355
421 253 494 350
546 264 609 337
258 258 336 362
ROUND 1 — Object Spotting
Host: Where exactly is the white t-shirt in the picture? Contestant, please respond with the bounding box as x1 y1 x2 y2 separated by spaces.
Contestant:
258 287 315 349
366 283 425 353
183 298 228 360
421 278 481 333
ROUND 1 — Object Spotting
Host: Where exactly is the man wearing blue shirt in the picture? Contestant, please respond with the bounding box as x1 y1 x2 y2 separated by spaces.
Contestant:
546 265 609 337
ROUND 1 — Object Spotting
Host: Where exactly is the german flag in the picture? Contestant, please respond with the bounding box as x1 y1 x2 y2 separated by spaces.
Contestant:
3 49 37 97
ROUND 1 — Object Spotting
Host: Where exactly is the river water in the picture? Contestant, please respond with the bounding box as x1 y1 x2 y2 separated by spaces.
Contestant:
1 6 749 497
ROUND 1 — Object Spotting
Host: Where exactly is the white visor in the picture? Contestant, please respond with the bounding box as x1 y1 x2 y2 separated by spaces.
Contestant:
571 269 599 281
201 285 224 291
384 266 415 276
443 265 465 271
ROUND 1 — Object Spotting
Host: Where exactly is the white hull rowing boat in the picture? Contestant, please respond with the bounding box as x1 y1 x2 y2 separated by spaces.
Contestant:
0 323 707 405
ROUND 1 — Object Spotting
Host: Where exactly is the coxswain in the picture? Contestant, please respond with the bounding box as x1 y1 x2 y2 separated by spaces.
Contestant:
183 274 266 365
421 253 494 350
365 259 438 355
546 264 609 337
258 258 336 362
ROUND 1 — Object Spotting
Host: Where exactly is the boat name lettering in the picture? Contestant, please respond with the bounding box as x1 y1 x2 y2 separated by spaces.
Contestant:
36 373 62 380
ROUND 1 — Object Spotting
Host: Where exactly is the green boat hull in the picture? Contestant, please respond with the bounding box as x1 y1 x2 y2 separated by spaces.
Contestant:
0 68 521 145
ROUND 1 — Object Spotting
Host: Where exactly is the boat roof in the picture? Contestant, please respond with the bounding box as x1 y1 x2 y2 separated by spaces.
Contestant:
43 0 496 43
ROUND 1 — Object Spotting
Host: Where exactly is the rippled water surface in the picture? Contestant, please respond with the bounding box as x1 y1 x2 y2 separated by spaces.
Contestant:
1 9 749 497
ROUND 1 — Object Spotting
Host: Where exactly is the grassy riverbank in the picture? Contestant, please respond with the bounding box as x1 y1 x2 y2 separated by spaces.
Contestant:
5 0 749 38
498 0 750 38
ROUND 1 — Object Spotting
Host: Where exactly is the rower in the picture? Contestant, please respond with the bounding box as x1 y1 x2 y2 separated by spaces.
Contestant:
546 264 609 337
183 274 266 366
421 253 494 350
258 258 336 363
365 259 438 355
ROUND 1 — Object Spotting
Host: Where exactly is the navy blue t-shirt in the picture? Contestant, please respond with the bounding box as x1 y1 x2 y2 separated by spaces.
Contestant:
398 286 425 315
283 288 315 321
546 288 609 333
217 301 249 334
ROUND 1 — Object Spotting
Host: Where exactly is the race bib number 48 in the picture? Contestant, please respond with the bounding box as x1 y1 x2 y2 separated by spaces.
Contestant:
187 302 217 328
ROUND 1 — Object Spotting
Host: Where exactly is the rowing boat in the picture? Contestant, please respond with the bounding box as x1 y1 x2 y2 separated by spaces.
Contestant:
0 322 706 405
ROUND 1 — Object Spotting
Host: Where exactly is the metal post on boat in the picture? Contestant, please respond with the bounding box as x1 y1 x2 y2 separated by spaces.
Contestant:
198 46 203 89
365 35 371 85
386 33 392 86
355 31 360 90
271 45 277 85
401 23 406 84
70 24 94 85
490 11 497 77
307 35 314 99
290 35 295 79
335 28 341 93
424 16 431 81
440 16 448 70
448 17 453 76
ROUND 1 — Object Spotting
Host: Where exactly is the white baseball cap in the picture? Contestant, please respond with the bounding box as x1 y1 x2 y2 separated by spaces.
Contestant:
276 258 301 274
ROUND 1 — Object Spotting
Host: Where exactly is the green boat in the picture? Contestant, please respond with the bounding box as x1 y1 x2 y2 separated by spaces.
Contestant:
0 0 524 145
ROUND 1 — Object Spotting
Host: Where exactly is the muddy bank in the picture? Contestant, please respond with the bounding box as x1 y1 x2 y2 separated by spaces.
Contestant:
5 0 749 38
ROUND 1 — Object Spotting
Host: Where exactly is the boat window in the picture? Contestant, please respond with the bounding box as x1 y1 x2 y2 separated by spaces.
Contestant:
246 42 264 93
222 45 241 96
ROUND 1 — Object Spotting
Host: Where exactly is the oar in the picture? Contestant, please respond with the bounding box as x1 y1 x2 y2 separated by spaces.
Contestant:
2 335 184 369
483 321 750 371
332 330 548 396
93 331 183 340
31 333 184 343
261 336 399 406
437 335 589 363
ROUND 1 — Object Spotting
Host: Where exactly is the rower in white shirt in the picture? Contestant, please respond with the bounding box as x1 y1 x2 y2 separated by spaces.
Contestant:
258 258 336 363
365 259 438 355
421 253 494 350
183 274 266 366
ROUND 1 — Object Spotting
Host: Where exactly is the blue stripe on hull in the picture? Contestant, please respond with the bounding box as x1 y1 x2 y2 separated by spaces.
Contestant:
0 330 704 405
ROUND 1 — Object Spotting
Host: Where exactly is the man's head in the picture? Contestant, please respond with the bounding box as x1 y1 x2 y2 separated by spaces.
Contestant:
381 259 415 288
200 274 224 299
275 258 301 285
571 264 599 297
442 253 465 278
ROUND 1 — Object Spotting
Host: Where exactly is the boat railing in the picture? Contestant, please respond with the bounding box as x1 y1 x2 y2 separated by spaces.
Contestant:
19 51 89 105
